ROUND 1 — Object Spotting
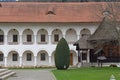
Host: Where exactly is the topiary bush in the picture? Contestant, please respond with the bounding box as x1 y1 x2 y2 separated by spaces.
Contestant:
55 38 70 70
109 64 117 67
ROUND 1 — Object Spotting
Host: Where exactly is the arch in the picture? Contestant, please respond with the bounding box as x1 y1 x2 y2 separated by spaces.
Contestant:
0 29 4 35
0 29 4 44
0 51 4 67
51 29 63 43
37 29 48 44
7 29 19 44
37 50 49 66
65 28 77 43
70 50 78 66
51 51 55 66
22 50 34 66
7 51 19 67
22 29 34 44
80 28 91 37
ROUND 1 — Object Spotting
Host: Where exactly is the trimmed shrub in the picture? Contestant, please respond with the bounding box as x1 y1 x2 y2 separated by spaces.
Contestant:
55 38 70 70
109 64 117 67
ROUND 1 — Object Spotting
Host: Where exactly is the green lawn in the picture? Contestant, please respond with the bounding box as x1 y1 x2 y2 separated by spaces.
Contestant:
52 67 120 80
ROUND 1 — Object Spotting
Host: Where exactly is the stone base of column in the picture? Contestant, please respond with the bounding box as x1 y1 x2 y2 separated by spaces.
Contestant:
77 62 81 68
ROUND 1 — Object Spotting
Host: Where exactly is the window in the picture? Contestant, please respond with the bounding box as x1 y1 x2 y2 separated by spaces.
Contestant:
0 54 3 61
12 53 18 61
27 53 32 61
41 53 46 61
13 35 18 42
41 34 46 42
0 35 4 42
54 34 59 42
27 35 32 42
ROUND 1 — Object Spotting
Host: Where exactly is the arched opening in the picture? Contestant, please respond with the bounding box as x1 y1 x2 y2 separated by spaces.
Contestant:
37 50 49 66
65 28 77 44
80 28 91 38
0 51 4 67
8 29 19 45
7 51 19 67
70 50 78 66
22 50 34 66
51 51 55 66
51 29 63 44
37 29 48 44
22 29 34 44
0 29 4 44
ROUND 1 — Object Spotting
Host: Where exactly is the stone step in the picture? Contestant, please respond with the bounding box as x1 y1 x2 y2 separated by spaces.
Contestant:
0 71 16 80
0 70 12 77
81 63 90 67
0 69 16 80
0 69 8 73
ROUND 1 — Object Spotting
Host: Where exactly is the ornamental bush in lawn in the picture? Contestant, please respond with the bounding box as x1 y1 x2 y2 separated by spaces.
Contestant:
55 38 70 70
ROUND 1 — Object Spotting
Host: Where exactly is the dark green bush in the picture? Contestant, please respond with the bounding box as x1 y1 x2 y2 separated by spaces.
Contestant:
55 38 70 70
109 64 117 67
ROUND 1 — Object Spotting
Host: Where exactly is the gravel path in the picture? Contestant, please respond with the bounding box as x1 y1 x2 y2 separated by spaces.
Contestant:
6 70 55 80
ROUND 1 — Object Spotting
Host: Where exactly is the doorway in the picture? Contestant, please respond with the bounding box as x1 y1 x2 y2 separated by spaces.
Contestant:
70 53 73 65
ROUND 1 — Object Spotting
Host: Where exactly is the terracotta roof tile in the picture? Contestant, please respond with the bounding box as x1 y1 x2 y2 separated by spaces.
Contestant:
0 2 118 22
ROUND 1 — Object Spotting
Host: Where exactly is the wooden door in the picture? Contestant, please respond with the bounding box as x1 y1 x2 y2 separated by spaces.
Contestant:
70 53 73 65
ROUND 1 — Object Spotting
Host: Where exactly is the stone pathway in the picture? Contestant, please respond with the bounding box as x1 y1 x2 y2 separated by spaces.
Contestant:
6 69 55 80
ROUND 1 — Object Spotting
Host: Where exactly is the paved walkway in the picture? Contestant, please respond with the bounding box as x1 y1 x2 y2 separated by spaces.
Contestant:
6 69 55 80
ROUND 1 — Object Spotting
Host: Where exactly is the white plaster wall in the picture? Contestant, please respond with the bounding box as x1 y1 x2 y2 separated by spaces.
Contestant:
0 22 99 67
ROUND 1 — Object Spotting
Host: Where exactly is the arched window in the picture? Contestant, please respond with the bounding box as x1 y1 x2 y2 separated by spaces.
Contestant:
12 53 18 61
0 53 3 61
26 53 32 61
41 53 46 61
80 28 91 38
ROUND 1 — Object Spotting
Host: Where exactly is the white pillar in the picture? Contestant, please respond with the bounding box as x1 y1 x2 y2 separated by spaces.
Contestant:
87 49 90 63
34 35 37 45
63 32 66 38
19 35 22 45
49 56 52 66
4 57 7 67
48 35 51 45
34 56 37 67
77 35 80 40
19 56 22 67
4 35 7 45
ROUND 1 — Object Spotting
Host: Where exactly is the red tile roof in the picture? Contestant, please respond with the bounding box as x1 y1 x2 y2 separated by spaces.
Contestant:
0 2 118 22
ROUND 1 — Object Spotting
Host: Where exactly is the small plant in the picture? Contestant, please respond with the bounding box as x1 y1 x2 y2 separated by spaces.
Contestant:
109 64 117 67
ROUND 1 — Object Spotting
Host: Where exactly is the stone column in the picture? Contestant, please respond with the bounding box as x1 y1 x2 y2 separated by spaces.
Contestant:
34 35 37 45
4 57 7 67
87 49 90 63
4 35 7 45
77 35 80 40
48 35 51 45
48 56 52 66
34 56 37 67
19 35 22 45
19 56 22 67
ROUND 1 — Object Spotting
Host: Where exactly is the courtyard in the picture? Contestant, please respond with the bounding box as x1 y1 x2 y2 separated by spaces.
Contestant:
52 67 120 80
3 67 120 80
6 69 55 80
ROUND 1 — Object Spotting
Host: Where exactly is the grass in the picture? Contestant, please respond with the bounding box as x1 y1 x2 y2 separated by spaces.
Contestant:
52 67 120 80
